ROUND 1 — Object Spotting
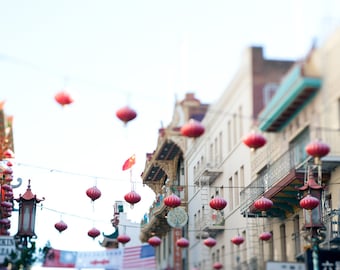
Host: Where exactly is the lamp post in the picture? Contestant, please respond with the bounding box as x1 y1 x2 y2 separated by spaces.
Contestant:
299 169 325 270
14 180 44 247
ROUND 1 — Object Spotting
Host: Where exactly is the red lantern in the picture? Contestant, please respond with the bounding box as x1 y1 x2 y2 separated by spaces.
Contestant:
242 131 266 151
86 186 101 202
55 220 68 233
306 140 330 164
300 194 319 210
55 91 74 106
253 196 273 212
209 196 227 211
259 232 272 241
116 106 137 124
231 235 244 245
1 184 12 192
203 237 217 248
3 149 14 159
164 194 181 208
180 119 205 138
88 227 100 239
124 191 141 206
148 236 161 247
117 234 131 244
176 237 189 248
213 262 223 270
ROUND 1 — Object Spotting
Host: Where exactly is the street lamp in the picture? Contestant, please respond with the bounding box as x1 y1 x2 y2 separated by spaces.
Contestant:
299 169 325 270
14 180 44 248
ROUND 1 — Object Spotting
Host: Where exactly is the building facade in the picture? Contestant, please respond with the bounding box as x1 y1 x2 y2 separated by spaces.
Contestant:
186 47 294 270
141 27 340 270
140 93 208 270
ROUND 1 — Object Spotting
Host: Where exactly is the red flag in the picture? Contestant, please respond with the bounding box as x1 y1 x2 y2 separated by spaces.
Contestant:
122 154 136 171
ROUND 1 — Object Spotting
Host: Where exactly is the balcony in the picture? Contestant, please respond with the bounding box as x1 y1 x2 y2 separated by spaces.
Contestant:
140 194 170 242
241 128 340 218
259 64 321 132
194 210 225 238
321 209 340 249
194 163 223 186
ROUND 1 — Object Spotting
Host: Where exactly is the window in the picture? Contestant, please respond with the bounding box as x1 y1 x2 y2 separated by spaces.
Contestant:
238 106 243 138
289 127 310 166
228 177 233 210
269 231 274 260
240 166 245 188
234 171 239 206
280 224 287 261
227 121 231 152
293 215 301 257
219 131 223 164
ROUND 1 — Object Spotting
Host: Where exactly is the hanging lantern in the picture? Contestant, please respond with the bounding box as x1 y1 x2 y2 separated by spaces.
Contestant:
88 227 100 239
242 131 266 151
180 119 205 138
3 149 14 159
231 235 244 246
300 194 320 210
86 186 101 202
124 191 141 207
164 194 181 208
253 196 273 212
54 220 68 233
209 196 227 211
117 234 131 244
148 236 161 247
55 91 74 106
259 232 272 241
213 262 223 270
116 106 137 124
305 140 330 164
176 237 189 248
203 237 217 248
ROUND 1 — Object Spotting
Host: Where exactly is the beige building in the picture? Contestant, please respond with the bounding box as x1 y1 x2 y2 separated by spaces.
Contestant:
186 47 293 270
140 27 340 270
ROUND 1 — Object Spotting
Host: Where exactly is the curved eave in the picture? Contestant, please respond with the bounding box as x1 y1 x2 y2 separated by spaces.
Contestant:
259 65 321 132
142 138 182 191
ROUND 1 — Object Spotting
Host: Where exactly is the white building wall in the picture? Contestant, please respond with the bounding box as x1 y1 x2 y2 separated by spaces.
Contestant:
187 47 256 270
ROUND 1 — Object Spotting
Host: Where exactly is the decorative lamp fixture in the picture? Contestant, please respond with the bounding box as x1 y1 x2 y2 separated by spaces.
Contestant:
299 169 324 228
305 140 330 164
88 227 100 239
164 193 181 208
209 196 227 211
124 190 141 207
242 131 266 151
117 234 131 245
54 220 68 233
203 237 217 248
180 119 205 138
176 237 189 248
259 232 272 241
231 235 245 246
14 180 44 246
213 262 223 270
148 236 161 247
86 186 101 202
253 196 273 212
55 91 74 106
116 106 137 124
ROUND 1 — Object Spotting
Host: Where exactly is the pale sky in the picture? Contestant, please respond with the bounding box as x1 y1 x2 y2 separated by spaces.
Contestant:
0 0 339 261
